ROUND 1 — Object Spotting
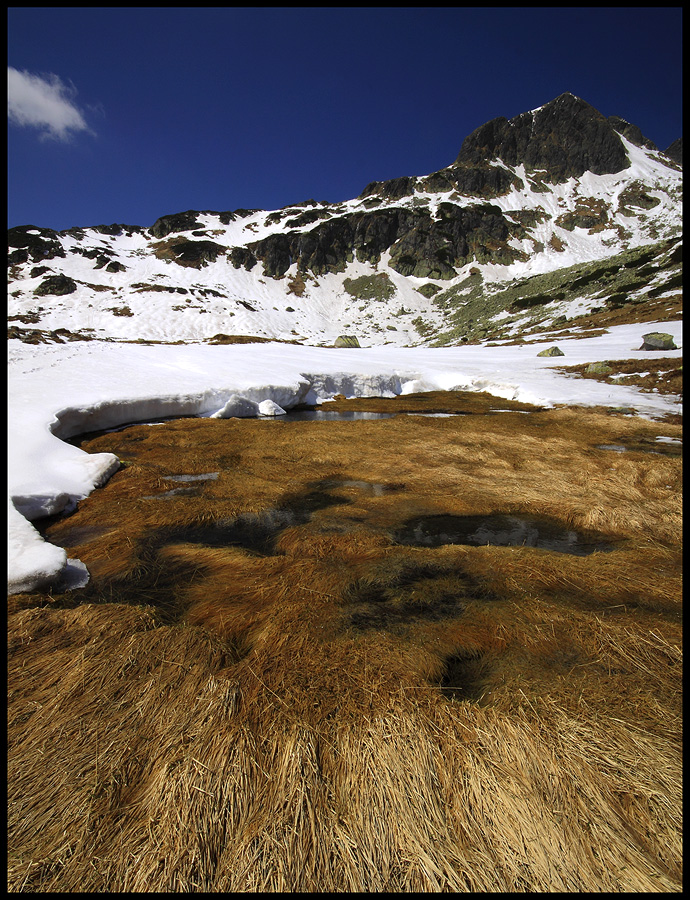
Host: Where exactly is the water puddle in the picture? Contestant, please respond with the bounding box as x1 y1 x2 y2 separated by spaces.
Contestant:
394 513 617 556
157 482 351 554
402 412 470 418
274 410 395 422
164 472 219 482
596 444 629 453
143 486 202 500
596 439 681 457
143 473 219 500
161 508 298 554
276 410 475 422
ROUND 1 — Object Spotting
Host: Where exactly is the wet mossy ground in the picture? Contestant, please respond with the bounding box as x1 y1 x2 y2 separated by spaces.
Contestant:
16 391 681 711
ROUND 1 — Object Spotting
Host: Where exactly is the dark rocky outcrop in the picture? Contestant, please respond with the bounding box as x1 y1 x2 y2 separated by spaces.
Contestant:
554 199 609 231
90 224 128 236
664 138 683 166
249 233 294 278
245 202 526 280
34 274 77 296
149 210 203 239
167 240 225 267
607 116 658 151
617 183 661 213
227 208 262 220
74 247 106 260
359 176 417 201
284 209 332 228
229 247 258 270
455 93 630 183
389 203 525 279
351 211 400 264
292 219 357 275
420 163 522 199
8 226 66 265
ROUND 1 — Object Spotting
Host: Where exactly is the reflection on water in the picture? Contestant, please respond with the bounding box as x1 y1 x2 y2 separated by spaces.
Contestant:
271 409 476 422
164 473 219 482
394 513 617 556
274 410 395 421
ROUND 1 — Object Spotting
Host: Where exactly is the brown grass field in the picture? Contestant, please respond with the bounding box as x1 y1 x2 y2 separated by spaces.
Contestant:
7 390 682 892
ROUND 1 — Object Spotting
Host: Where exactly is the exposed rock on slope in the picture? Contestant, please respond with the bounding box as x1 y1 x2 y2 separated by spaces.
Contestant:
455 93 631 180
7 93 682 348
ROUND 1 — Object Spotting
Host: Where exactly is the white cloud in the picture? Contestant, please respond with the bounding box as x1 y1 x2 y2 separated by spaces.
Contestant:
7 66 93 141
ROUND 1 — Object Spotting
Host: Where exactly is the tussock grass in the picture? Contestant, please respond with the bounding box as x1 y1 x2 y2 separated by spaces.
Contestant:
9 393 681 891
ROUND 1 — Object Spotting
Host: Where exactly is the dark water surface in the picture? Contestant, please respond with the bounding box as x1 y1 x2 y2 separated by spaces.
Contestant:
394 513 617 556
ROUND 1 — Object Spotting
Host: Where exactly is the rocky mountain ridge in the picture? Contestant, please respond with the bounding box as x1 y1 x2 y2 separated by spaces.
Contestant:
7 93 682 348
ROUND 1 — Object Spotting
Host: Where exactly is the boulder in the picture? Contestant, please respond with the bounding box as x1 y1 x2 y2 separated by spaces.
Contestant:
537 346 565 357
639 332 677 351
586 362 613 374
34 274 77 296
334 335 361 348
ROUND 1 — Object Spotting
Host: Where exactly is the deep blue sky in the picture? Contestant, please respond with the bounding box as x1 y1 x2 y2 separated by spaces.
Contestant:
8 7 683 231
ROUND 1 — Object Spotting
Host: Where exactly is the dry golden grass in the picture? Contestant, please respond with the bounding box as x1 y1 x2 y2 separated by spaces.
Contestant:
555 357 683 399
8 393 682 891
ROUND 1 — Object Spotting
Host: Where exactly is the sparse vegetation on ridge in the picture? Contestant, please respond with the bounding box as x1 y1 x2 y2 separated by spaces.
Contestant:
428 238 682 345
343 272 396 302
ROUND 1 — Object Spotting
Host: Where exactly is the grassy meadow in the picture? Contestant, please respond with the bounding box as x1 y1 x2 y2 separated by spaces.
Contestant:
7 389 682 892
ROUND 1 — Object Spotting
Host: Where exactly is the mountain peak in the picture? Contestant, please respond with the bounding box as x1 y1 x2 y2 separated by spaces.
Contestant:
455 92 629 181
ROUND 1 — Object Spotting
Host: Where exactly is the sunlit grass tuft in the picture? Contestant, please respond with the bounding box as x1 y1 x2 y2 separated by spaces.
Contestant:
9 393 681 891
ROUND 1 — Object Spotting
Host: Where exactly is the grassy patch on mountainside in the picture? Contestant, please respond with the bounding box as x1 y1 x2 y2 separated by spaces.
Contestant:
9 396 681 892
428 239 682 346
343 272 396 302
554 357 683 399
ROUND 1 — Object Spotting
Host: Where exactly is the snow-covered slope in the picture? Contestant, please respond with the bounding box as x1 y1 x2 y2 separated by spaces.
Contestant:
6 92 683 594
7 323 683 594
8 94 682 348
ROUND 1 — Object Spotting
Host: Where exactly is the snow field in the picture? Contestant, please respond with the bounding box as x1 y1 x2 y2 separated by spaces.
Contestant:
7 321 682 593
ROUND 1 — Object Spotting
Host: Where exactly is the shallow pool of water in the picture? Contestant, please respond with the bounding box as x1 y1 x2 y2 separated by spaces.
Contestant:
164 473 219 482
394 513 617 556
272 410 395 421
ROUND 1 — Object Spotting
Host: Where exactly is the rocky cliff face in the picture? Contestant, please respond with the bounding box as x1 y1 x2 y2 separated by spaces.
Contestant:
7 93 682 348
455 92 631 179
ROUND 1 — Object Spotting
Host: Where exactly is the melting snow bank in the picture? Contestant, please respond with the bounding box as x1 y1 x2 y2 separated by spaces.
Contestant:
7 322 682 594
